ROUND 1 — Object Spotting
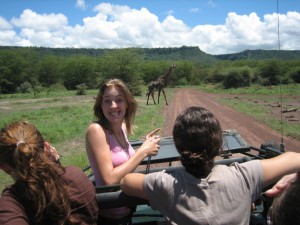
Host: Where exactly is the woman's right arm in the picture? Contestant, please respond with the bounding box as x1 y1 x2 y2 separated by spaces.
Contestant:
85 123 119 185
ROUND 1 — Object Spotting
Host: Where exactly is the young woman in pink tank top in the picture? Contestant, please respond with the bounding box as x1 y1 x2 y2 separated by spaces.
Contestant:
85 79 160 225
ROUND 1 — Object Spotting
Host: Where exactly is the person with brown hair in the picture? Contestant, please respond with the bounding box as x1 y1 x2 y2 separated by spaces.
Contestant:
263 172 300 225
0 121 99 225
121 106 300 225
85 79 160 224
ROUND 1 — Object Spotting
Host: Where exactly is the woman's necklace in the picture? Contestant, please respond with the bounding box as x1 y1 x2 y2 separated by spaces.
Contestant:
113 130 130 158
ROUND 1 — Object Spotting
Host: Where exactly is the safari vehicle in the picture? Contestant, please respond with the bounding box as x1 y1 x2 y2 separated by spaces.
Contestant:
84 129 283 225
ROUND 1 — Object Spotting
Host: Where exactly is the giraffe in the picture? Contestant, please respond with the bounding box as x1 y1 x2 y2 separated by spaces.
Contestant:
146 63 176 105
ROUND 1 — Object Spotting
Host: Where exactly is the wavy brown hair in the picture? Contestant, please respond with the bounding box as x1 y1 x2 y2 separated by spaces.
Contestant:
0 121 79 225
172 106 223 178
271 172 300 225
93 79 138 134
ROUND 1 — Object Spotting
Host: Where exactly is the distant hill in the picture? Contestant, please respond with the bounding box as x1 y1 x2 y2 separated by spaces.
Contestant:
1 46 299 63
136 46 217 64
215 49 300 61
0 45 217 64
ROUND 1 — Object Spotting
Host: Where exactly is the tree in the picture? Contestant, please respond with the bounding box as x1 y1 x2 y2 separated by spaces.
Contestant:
62 56 96 90
0 51 27 93
289 68 300 83
39 56 62 86
223 69 251 89
223 71 240 89
257 60 281 85
96 49 143 95
140 61 165 84
172 61 194 86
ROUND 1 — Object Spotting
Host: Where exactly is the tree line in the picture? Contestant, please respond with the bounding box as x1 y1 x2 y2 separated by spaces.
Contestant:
0 47 299 95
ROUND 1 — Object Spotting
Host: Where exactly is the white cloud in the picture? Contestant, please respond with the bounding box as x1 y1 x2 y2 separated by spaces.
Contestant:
0 16 13 29
0 3 299 54
76 0 86 10
265 11 300 50
11 9 68 31
0 16 23 46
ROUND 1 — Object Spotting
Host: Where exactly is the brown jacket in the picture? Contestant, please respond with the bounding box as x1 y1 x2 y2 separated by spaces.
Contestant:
0 166 99 225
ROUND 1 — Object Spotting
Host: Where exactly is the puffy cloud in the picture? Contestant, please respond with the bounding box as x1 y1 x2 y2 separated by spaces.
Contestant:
6 9 70 47
265 11 300 50
11 9 68 31
182 11 300 54
0 16 12 29
0 16 21 46
0 3 299 54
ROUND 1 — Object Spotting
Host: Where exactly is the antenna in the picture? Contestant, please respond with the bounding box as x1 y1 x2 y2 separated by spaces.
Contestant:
277 0 285 152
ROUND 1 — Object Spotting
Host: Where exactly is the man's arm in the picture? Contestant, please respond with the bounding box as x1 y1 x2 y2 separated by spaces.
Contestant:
120 173 149 200
261 151 300 187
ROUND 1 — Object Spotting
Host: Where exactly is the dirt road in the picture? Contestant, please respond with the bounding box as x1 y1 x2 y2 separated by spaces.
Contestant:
161 88 300 152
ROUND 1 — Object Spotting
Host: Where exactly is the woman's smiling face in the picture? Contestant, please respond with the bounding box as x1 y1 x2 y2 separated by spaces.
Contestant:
101 87 128 125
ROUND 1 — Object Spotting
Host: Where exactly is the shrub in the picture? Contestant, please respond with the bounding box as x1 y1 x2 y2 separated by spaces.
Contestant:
18 82 33 93
289 68 300 83
48 83 67 92
223 70 251 89
75 83 87 95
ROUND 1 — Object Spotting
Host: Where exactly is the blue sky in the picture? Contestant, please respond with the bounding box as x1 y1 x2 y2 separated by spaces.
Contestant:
0 0 299 54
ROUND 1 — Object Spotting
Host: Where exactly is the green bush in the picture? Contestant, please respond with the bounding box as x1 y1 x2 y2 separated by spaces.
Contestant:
223 70 251 89
18 81 33 93
76 83 87 95
48 83 67 92
290 68 300 83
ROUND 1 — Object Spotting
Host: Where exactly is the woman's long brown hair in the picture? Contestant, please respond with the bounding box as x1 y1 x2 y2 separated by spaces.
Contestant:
0 121 79 225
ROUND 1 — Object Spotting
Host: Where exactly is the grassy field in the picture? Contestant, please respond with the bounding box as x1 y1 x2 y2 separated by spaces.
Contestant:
0 88 170 192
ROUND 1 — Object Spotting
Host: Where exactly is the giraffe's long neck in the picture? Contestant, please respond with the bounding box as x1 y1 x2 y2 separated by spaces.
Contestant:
162 65 174 81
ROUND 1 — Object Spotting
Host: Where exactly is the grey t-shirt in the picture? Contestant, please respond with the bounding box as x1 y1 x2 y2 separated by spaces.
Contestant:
144 160 263 225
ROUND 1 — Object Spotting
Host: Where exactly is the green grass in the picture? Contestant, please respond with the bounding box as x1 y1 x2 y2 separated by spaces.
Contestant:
219 96 300 141
0 102 94 144
199 83 300 95
0 89 89 100
199 83 300 141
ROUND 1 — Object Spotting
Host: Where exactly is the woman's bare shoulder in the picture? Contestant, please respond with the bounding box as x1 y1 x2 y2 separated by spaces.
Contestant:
87 122 102 131
86 123 105 138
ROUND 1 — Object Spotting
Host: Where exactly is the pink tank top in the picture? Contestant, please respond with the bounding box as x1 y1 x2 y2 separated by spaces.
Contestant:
90 124 135 186
106 127 135 169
